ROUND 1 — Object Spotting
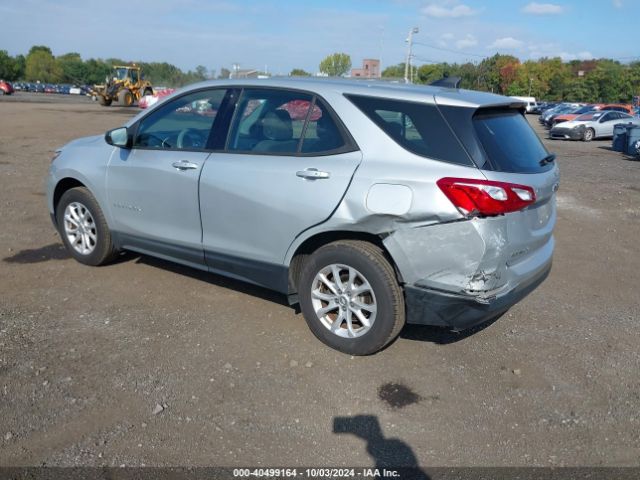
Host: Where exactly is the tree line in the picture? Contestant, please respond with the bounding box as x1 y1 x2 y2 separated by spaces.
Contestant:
381 54 640 103
0 46 214 87
2 46 639 102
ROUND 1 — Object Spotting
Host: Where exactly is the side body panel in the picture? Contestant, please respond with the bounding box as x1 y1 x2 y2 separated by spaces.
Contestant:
105 148 209 267
199 150 362 291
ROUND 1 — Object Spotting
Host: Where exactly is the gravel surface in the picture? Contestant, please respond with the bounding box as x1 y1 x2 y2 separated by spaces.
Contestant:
0 93 639 467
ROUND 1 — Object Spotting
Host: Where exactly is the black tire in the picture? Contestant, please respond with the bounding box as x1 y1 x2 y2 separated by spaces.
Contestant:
120 90 134 107
99 96 112 106
56 187 118 266
143 88 153 97
582 128 595 142
298 240 405 355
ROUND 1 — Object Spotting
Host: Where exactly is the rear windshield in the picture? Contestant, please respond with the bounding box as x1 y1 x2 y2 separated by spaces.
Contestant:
473 109 551 173
346 95 473 166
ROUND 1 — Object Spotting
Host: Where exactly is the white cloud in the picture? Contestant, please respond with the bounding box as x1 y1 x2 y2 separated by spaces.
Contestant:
489 37 524 49
522 2 564 14
456 34 478 49
612 0 623 7
527 42 595 60
421 2 478 18
559 51 594 61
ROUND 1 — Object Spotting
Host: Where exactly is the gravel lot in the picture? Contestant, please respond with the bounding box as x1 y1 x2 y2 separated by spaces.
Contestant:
0 92 639 468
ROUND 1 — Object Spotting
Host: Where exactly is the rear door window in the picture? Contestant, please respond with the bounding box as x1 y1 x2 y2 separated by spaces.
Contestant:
227 89 315 154
346 95 473 166
473 109 551 173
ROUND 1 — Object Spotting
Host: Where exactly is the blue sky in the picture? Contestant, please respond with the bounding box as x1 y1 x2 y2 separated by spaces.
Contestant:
1 0 638 75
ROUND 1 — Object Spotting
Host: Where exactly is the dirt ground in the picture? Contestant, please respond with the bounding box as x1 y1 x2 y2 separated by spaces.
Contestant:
0 92 639 468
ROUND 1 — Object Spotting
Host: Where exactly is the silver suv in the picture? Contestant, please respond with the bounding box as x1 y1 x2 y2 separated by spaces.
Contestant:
47 78 558 355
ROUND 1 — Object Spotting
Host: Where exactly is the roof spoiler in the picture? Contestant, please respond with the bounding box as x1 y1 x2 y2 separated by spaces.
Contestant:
429 76 461 89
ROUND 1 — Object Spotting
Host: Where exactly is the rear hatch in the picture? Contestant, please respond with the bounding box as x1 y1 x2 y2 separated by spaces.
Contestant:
439 103 559 290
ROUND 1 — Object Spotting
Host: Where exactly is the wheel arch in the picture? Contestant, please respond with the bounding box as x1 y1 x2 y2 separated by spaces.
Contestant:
287 230 404 300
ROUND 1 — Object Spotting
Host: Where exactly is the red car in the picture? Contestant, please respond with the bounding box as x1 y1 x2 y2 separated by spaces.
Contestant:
0 80 14 95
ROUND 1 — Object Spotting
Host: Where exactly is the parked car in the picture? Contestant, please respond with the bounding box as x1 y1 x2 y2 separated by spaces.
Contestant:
47 79 558 355
511 96 537 113
0 79 14 95
600 104 634 114
550 110 640 141
539 103 578 125
550 104 601 127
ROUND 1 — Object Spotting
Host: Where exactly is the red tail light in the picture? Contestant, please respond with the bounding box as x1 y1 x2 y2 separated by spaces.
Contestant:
437 177 536 216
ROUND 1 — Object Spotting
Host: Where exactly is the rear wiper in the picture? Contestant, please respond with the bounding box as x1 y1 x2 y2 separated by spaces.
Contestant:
539 154 556 166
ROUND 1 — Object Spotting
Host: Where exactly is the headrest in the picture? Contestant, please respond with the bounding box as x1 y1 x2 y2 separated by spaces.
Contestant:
262 110 293 141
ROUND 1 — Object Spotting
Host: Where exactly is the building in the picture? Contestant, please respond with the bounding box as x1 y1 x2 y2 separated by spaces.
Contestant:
351 59 381 79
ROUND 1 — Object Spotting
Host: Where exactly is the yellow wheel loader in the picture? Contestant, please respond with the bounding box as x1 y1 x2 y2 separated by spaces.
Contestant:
92 65 153 107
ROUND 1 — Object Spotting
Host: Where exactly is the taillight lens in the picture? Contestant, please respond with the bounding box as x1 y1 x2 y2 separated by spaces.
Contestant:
437 177 536 216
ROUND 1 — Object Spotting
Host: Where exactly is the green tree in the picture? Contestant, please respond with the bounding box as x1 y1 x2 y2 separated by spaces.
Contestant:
0 50 17 80
25 46 61 82
57 52 87 84
319 53 351 77
381 63 405 78
218 68 231 79
416 63 449 84
290 68 311 77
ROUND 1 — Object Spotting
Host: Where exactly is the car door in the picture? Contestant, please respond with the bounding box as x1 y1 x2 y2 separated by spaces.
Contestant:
106 88 228 268
198 88 362 291
596 111 618 137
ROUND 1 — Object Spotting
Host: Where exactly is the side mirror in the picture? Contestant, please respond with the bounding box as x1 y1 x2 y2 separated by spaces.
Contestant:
105 127 132 148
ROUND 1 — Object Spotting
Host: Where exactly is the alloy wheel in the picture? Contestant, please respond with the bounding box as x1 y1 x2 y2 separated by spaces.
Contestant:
310 264 377 338
63 202 97 255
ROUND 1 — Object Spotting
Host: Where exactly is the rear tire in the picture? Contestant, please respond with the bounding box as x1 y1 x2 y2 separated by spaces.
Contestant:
298 240 405 355
582 128 595 142
56 187 118 266
98 96 112 106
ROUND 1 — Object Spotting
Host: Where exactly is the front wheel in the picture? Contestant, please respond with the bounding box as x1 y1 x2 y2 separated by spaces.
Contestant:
56 187 118 266
298 240 405 355
582 128 595 142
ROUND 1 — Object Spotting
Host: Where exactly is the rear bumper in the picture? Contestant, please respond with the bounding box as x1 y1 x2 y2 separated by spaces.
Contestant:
404 260 552 330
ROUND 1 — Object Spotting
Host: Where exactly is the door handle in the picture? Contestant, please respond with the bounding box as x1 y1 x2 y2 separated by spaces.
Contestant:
296 168 330 180
172 160 199 171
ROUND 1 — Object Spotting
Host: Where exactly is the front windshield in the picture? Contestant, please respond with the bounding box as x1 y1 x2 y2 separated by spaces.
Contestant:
573 106 594 114
113 68 128 81
576 112 603 122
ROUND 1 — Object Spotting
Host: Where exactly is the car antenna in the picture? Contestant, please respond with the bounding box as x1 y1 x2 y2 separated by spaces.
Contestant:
429 76 461 89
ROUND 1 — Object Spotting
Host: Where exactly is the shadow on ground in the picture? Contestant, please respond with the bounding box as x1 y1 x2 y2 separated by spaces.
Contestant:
3 243 70 263
135 254 292 309
333 415 430 479
399 312 503 345
4 245 495 346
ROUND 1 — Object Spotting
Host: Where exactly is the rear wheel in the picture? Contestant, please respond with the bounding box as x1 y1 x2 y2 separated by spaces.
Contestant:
298 240 405 355
98 95 112 106
582 128 595 142
56 187 118 266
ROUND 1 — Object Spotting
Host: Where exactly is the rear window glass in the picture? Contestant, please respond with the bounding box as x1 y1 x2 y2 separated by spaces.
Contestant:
346 95 473 166
473 110 551 173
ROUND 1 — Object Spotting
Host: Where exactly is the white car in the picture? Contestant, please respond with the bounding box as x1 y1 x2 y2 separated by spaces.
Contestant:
550 110 640 141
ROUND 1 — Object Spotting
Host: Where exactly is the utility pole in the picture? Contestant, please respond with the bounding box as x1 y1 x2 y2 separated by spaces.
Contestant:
404 26 419 84
528 77 533 97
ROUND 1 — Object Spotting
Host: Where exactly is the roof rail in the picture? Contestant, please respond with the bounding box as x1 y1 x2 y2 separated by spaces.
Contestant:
429 76 461 89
